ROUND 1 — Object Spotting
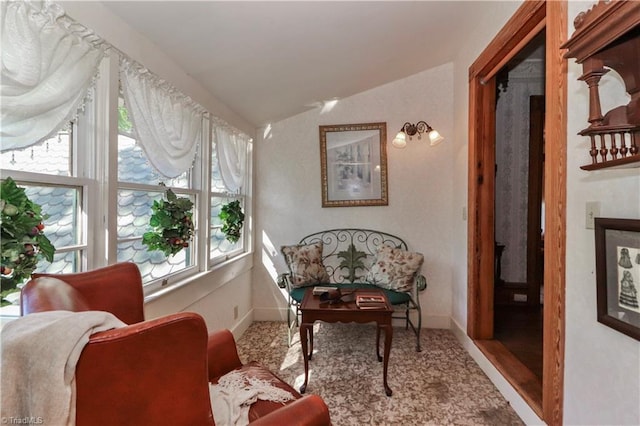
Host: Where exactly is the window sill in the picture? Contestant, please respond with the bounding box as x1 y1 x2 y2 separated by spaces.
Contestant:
0 252 253 322
143 251 253 305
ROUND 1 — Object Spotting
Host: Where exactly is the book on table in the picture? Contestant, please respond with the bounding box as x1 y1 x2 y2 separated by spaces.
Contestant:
356 294 387 309
312 286 338 296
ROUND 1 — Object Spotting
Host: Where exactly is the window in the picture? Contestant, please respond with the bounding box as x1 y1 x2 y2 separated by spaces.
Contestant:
210 129 249 264
0 122 88 277
116 96 199 291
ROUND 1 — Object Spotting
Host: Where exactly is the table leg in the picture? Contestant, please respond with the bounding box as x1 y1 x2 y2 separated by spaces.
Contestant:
299 323 312 393
309 324 314 360
376 324 382 362
381 324 393 396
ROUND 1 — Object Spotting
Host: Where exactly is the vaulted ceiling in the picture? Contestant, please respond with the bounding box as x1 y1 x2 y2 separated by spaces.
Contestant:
102 1 496 127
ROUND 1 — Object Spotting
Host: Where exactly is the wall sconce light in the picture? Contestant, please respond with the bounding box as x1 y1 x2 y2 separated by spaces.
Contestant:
392 121 444 148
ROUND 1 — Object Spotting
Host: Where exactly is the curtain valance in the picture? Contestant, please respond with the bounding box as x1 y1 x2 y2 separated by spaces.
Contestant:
214 126 248 192
119 58 205 178
1 0 106 151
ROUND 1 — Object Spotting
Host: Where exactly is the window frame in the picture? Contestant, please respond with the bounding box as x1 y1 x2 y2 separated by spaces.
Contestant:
1 151 92 277
115 87 206 294
208 124 252 268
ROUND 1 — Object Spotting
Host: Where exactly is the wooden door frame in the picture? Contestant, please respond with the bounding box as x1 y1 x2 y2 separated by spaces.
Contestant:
467 1 566 425
527 95 545 306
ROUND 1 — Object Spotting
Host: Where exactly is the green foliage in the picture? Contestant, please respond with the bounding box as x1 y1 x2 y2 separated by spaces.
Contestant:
337 244 366 283
1 177 56 304
118 105 133 133
219 200 245 243
142 188 195 257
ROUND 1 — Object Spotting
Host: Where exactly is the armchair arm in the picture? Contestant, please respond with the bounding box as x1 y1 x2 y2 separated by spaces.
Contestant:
250 395 331 426
75 312 214 426
207 329 243 381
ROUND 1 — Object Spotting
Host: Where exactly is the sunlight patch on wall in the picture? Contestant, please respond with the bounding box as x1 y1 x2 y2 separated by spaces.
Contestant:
261 230 279 283
263 124 272 140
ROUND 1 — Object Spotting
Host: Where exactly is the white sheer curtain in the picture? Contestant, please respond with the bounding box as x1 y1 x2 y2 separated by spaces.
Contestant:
119 58 204 178
214 126 247 192
1 0 106 150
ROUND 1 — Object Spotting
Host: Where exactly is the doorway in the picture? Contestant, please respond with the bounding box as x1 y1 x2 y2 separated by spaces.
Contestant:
467 1 567 425
493 33 545 381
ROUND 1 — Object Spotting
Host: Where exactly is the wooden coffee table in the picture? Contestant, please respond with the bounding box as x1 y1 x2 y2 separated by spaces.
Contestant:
298 288 394 396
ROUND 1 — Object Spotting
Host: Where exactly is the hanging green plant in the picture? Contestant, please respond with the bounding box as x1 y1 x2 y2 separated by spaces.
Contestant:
1 177 56 305
219 200 245 243
142 188 195 257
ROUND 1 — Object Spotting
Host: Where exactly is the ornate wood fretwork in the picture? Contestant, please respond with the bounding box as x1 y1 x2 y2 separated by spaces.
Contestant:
562 0 640 170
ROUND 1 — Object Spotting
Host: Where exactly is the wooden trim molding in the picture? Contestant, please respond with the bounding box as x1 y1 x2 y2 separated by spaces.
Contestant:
560 0 640 62
467 1 566 424
469 1 545 81
467 77 496 341
542 1 567 424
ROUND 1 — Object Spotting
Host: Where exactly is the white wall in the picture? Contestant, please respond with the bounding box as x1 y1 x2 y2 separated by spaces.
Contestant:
563 2 640 424
450 0 524 330
144 256 254 336
60 2 256 337
252 63 455 329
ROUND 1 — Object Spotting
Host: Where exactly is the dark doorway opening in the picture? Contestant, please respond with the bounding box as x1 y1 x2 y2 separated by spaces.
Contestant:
493 32 545 381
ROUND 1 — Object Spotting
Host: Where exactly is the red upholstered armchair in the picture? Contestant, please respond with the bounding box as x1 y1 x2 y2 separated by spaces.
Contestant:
20 262 330 426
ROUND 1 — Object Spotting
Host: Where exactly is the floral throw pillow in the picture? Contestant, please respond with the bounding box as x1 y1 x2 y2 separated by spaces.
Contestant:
365 243 424 292
281 242 331 288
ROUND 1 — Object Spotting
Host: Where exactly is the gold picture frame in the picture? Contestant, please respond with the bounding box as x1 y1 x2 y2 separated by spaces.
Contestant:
319 122 388 207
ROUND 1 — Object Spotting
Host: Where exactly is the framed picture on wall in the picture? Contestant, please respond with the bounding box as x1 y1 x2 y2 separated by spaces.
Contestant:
319 122 388 207
595 218 640 341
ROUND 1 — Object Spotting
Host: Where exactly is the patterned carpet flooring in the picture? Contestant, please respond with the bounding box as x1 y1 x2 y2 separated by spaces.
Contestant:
235 321 524 425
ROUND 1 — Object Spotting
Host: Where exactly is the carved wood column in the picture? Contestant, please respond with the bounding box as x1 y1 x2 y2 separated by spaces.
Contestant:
561 0 640 170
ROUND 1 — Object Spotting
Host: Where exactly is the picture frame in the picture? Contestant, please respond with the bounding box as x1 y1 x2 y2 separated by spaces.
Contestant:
319 122 388 207
594 217 640 341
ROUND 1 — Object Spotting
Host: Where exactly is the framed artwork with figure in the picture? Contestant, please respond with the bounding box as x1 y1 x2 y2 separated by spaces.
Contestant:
595 218 640 341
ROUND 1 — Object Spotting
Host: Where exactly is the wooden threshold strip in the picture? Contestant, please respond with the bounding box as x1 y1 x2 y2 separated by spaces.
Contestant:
475 339 543 419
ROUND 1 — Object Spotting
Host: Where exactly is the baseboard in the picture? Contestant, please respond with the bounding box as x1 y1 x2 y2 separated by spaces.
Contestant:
229 309 254 339
450 319 544 426
252 307 288 322
422 314 451 329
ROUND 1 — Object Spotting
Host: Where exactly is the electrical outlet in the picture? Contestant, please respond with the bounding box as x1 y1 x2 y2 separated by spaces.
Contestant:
233 306 238 320
585 201 600 229
462 207 467 221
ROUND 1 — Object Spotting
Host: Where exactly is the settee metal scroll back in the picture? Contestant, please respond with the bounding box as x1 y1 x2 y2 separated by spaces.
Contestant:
299 228 408 285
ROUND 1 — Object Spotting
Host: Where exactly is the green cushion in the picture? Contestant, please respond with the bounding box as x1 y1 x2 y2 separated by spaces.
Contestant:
290 283 411 305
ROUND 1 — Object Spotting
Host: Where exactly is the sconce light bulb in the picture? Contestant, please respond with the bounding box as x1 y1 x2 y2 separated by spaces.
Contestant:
392 131 407 148
428 130 444 146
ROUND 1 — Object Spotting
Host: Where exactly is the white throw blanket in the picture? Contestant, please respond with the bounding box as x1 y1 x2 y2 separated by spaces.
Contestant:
209 370 296 426
1 311 126 426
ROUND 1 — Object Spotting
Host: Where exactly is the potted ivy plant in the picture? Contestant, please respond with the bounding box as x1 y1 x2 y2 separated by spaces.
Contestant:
1 177 56 305
219 200 245 243
142 188 195 257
